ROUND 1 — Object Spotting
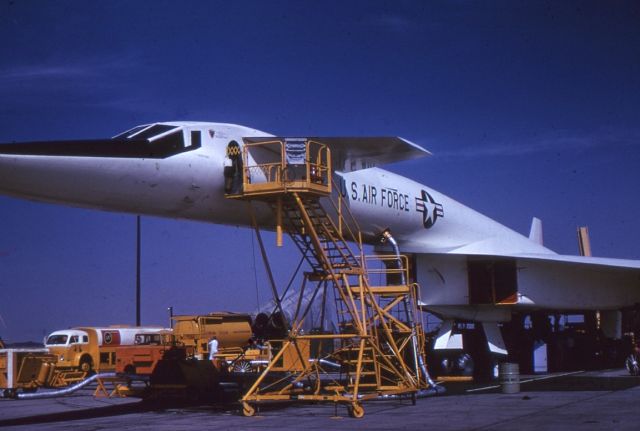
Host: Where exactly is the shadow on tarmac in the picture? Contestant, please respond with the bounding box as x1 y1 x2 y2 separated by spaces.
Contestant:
443 371 640 395
0 398 234 428
2 371 639 427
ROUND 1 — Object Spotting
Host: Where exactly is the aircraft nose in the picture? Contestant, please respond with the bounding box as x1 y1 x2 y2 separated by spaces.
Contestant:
0 139 154 158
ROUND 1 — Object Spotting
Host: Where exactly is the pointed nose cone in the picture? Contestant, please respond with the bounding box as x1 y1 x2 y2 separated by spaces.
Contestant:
0 129 233 224
0 135 222 221
0 138 152 207
0 142 96 204
0 136 179 203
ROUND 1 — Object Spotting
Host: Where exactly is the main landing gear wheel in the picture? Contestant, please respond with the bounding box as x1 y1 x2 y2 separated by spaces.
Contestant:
242 402 256 417
233 360 252 373
347 402 365 418
625 354 639 376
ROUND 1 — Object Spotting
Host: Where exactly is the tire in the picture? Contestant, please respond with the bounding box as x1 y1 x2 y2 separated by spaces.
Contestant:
242 402 255 417
347 402 365 418
79 356 93 373
3 388 17 398
625 354 639 376
456 353 474 376
233 360 252 373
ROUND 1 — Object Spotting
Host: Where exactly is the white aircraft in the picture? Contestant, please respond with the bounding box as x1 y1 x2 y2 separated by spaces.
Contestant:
1 121 639 377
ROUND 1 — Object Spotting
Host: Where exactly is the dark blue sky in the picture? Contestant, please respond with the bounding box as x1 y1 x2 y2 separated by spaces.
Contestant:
1 1 639 342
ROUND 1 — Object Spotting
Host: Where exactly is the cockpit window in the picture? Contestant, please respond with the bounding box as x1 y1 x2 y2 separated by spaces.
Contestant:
131 125 178 140
46 335 68 345
113 125 178 140
112 125 150 139
112 124 188 155
152 130 185 149
3 124 195 159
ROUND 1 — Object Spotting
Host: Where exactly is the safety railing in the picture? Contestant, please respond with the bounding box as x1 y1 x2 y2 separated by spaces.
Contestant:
363 254 410 287
326 184 364 262
239 139 332 197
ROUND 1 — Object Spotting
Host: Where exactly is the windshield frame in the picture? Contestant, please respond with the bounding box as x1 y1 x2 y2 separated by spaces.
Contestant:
46 334 69 345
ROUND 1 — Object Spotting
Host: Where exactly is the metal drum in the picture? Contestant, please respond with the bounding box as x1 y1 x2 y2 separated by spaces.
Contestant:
499 362 520 394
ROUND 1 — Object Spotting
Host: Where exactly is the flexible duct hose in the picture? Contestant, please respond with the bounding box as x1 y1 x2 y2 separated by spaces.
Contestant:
379 229 443 392
381 230 406 285
16 372 118 400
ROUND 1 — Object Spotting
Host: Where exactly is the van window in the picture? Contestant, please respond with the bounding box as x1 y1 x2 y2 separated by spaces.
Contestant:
69 335 79 344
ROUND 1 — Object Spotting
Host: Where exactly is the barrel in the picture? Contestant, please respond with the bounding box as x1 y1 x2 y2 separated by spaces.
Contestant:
499 362 520 394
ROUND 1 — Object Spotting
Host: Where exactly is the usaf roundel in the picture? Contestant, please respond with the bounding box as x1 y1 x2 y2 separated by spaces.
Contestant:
415 190 444 229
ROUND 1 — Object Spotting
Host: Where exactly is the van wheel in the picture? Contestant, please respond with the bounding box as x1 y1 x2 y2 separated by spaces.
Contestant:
80 356 93 373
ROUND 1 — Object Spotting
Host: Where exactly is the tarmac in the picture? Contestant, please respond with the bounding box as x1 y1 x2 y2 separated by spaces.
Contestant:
1 369 639 430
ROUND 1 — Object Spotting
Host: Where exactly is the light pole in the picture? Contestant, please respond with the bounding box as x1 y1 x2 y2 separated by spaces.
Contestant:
136 215 141 326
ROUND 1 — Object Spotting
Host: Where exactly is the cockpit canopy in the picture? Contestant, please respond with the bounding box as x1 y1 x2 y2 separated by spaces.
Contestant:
0 123 202 159
113 124 178 140
109 123 201 157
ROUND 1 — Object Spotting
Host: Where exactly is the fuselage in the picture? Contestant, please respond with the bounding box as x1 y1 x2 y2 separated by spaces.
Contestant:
2 122 638 321
0 122 550 256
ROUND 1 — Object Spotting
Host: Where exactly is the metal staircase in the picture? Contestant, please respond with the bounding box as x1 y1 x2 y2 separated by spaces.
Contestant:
226 138 429 418
281 195 361 273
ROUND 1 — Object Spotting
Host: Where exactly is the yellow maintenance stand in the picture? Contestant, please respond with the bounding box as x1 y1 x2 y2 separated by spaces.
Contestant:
226 138 429 418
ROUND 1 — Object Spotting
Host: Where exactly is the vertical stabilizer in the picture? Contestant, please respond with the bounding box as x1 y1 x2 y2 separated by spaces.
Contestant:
578 226 592 256
529 217 543 245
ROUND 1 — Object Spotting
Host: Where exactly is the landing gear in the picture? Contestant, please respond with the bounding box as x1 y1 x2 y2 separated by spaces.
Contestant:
429 319 507 381
232 360 252 373
438 352 475 377
491 361 500 380
625 354 639 376
431 350 508 382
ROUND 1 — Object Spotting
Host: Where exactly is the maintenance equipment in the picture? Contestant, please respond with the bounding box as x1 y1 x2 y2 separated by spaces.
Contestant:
115 330 174 375
0 348 57 397
44 326 167 374
171 312 253 361
227 138 430 418
116 314 271 377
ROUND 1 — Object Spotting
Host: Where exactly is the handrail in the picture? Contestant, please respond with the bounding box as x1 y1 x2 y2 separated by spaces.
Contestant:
364 254 410 280
240 139 331 195
327 178 363 250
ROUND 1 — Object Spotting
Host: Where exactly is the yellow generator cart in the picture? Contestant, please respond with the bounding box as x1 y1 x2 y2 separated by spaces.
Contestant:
0 348 57 397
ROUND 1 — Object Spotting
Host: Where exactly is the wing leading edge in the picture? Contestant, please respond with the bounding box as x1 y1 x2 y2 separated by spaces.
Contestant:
243 136 430 172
